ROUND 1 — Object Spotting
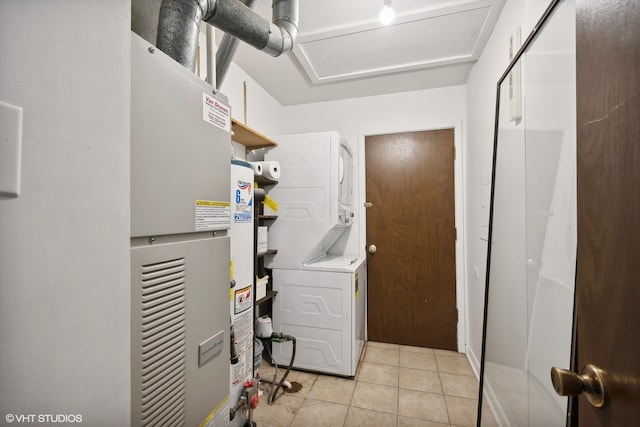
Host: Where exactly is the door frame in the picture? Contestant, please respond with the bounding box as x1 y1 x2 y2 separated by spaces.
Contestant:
358 120 466 351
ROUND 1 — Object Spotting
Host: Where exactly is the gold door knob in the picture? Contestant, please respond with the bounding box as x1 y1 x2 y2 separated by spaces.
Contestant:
550 364 606 408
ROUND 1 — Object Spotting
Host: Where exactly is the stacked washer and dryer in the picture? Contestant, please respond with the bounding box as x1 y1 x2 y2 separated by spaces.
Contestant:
264 132 366 377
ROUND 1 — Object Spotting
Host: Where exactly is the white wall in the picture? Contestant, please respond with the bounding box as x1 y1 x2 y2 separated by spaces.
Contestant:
0 2 131 425
220 62 287 160
222 62 287 136
464 0 564 369
280 86 465 149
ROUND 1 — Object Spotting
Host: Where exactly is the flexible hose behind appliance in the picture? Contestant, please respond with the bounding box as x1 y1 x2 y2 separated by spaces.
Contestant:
266 333 296 404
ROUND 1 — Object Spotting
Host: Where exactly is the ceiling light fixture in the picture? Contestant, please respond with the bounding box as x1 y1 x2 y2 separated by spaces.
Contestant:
379 0 395 25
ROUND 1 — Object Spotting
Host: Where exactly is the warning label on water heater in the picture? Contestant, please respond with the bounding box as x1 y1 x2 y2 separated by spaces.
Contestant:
202 93 231 132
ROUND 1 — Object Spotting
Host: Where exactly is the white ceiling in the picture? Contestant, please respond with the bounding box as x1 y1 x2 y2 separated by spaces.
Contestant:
219 0 506 106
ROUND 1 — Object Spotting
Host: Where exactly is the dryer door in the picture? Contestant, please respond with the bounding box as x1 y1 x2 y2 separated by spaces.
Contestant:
338 142 353 224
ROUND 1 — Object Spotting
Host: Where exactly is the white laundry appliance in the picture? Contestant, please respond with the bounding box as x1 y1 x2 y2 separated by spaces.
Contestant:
264 132 366 376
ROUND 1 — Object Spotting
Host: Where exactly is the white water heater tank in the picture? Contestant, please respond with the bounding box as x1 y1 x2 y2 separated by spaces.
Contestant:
229 160 255 427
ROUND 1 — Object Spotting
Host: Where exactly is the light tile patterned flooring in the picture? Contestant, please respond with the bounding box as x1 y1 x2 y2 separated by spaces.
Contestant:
252 341 480 427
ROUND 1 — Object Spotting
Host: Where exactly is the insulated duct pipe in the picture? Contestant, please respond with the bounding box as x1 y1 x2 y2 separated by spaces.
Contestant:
157 0 299 75
215 0 256 86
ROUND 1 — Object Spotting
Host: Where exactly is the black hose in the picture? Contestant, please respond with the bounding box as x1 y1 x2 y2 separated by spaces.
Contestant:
268 333 296 404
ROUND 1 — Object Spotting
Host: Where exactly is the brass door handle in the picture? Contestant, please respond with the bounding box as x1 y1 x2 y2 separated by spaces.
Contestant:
550 364 606 408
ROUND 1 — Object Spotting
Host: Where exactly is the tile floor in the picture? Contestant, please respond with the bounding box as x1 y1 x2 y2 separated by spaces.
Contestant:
252 341 480 427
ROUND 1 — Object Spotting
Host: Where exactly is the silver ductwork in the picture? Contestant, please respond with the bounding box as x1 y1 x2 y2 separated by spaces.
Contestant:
156 0 209 72
157 0 299 80
215 0 256 86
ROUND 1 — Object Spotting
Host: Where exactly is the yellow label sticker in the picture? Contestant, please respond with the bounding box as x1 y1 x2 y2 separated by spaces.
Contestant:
355 272 359 298
199 395 230 427
264 195 279 212
196 200 230 207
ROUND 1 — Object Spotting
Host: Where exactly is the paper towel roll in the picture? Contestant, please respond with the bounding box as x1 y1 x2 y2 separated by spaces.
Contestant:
249 161 263 176
257 226 268 253
257 161 281 180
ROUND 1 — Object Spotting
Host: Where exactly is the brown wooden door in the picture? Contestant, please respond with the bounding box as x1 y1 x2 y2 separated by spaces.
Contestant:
366 129 457 350
575 0 640 424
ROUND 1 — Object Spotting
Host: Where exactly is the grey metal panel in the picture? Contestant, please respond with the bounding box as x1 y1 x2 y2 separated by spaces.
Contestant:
131 236 230 427
131 32 231 238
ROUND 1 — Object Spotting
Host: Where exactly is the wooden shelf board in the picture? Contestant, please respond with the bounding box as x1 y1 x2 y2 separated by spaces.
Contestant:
231 119 278 149
258 215 278 220
257 249 278 257
256 290 277 305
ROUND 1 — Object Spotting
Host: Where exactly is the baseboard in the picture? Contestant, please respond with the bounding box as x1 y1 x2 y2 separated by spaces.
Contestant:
482 375 509 427
465 345 508 427
465 344 481 380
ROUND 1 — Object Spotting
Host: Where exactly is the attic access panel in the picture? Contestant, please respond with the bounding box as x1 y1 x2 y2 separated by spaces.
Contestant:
292 5 492 83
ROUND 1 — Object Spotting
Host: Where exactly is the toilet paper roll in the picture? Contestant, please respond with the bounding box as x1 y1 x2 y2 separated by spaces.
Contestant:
257 161 281 180
256 316 273 338
249 162 263 176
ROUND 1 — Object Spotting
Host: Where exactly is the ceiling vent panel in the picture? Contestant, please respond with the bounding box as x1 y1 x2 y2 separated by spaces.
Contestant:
292 0 499 83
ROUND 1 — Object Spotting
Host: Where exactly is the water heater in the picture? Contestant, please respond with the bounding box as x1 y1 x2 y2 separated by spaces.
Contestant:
229 160 255 427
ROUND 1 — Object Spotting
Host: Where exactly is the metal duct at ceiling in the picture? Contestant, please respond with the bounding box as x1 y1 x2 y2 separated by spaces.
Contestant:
215 0 256 86
157 0 298 81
